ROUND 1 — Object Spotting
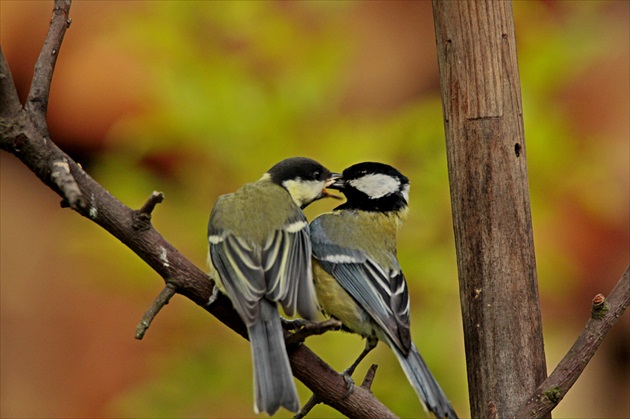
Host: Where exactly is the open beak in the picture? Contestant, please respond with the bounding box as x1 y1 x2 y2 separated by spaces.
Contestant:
325 173 343 188
326 174 345 191
315 173 344 202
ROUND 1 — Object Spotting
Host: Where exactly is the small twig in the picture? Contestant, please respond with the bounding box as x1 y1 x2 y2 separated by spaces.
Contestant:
360 364 379 390
133 191 164 230
135 284 177 339
138 191 165 215
26 0 72 117
285 318 343 346
292 394 321 419
514 265 630 418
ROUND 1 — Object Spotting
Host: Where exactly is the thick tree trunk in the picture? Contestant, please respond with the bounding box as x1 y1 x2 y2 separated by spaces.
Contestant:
432 2 548 418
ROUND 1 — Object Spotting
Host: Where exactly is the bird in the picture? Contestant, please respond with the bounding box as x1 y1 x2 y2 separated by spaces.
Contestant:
309 162 458 419
207 157 339 415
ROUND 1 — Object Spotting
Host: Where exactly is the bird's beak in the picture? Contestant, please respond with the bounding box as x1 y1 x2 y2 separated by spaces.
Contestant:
325 173 345 191
315 173 344 202
325 173 343 188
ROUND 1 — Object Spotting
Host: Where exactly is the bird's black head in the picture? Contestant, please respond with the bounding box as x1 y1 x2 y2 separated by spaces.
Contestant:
265 157 340 208
330 162 410 212
266 157 331 185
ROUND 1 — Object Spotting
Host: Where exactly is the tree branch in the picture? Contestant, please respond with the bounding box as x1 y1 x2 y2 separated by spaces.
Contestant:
293 364 380 419
432 1 547 416
0 48 21 118
135 284 177 340
514 265 630 418
26 0 72 118
285 318 343 346
0 2 397 417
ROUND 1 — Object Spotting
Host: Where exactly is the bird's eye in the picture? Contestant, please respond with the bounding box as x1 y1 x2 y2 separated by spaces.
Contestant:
313 170 321 178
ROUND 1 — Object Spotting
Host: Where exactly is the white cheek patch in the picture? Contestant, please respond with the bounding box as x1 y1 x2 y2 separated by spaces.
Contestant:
401 184 410 204
349 174 401 199
282 179 325 207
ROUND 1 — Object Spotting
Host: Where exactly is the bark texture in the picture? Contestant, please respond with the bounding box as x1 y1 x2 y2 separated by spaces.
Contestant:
432 2 548 417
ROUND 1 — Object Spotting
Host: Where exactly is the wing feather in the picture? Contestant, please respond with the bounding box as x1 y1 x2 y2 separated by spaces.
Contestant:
263 215 318 320
311 220 412 353
209 234 265 326
208 193 318 324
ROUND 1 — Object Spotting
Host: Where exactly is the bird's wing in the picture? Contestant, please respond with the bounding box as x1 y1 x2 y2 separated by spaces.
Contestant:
310 219 411 353
209 223 266 326
208 194 270 325
262 211 318 320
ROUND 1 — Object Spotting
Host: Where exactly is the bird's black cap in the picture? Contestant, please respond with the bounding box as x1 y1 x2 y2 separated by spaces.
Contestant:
267 157 332 184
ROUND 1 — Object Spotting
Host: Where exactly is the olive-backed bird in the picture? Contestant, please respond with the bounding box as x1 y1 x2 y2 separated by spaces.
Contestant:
309 162 458 419
207 157 339 415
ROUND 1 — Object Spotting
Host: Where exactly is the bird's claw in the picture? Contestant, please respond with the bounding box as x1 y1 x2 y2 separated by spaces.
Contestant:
207 284 220 306
341 370 355 398
282 318 313 331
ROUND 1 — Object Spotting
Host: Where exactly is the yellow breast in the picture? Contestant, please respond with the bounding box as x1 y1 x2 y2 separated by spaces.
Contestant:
312 260 376 338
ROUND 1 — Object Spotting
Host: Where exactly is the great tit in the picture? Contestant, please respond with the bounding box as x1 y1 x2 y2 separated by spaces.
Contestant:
309 162 458 419
207 157 338 415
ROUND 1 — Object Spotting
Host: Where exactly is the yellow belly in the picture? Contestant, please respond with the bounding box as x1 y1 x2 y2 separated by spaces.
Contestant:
312 260 376 339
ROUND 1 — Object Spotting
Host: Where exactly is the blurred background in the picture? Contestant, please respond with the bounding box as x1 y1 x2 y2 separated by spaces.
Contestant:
1 1 628 418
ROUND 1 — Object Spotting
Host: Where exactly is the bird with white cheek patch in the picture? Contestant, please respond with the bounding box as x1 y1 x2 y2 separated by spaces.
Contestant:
309 162 458 419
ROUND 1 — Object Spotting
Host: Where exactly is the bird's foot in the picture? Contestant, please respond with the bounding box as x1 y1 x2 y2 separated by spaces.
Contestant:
340 369 356 398
207 284 220 306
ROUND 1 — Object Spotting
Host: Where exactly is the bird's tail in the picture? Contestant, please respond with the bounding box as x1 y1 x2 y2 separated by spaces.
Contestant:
247 299 300 415
392 342 458 419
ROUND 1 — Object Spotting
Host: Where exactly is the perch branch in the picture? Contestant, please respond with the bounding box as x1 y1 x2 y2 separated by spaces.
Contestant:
293 364 380 419
135 284 177 340
0 2 396 418
514 265 630 418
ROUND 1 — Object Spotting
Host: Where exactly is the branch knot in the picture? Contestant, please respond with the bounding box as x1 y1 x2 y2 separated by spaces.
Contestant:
591 293 609 319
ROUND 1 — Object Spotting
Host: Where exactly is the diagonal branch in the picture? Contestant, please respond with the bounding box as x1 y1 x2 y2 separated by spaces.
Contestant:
514 265 630 418
26 0 72 118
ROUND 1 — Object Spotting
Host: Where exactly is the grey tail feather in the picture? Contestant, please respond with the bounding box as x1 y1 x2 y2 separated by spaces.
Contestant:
392 341 458 419
247 300 300 415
